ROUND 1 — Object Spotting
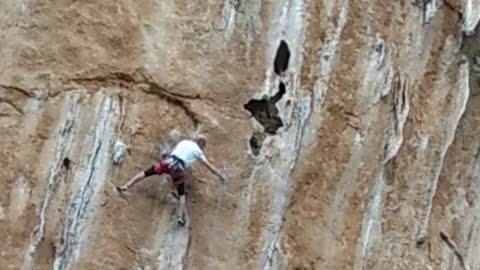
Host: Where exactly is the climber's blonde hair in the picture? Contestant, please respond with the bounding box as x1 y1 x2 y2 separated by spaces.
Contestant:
193 134 207 149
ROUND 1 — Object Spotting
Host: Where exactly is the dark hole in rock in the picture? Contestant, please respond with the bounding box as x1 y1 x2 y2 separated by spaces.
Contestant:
250 131 266 155
63 157 70 170
285 100 292 109
416 237 426 248
244 86 286 135
274 40 291 75
271 82 286 104
278 82 286 96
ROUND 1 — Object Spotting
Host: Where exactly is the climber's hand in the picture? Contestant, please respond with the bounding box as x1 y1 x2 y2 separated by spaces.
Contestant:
220 174 227 184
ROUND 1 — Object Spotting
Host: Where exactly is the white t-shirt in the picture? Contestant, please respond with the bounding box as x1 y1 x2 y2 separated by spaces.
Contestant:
170 140 207 167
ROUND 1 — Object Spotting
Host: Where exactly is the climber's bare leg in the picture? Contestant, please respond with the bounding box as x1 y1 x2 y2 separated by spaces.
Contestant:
176 195 186 218
118 171 149 192
175 182 187 225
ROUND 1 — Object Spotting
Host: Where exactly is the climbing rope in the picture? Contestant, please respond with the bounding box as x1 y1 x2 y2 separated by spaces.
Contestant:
208 162 228 264
213 162 227 223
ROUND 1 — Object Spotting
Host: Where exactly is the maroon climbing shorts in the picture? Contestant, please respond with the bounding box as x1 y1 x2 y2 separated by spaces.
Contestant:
144 160 185 195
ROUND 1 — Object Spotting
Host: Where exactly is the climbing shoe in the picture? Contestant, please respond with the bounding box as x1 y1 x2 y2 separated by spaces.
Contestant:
116 186 127 193
177 216 186 226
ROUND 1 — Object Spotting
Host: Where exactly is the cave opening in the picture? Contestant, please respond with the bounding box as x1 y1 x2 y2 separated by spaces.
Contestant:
244 82 286 135
274 40 291 75
249 131 267 156
63 157 71 170
244 81 288 155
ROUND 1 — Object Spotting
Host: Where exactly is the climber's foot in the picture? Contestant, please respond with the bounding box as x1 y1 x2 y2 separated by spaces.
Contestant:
177 213 186 226
116 186 127 194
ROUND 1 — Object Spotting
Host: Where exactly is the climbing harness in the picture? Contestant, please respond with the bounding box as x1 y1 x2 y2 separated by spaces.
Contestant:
165 154 185 171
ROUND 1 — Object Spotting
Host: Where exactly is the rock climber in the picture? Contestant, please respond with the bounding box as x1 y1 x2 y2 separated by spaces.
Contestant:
117 135 226 226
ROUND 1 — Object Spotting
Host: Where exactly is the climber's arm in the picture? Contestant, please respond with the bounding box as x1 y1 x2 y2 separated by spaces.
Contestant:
201 158 226 183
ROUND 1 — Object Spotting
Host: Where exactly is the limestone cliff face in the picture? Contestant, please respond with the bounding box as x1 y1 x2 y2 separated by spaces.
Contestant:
1 1 480 270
